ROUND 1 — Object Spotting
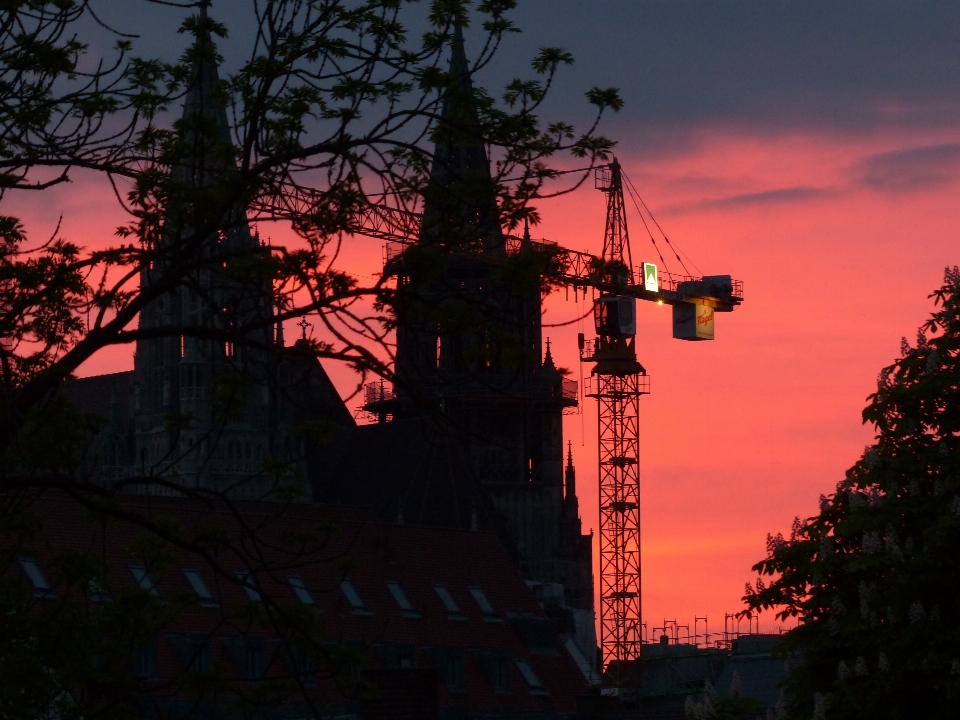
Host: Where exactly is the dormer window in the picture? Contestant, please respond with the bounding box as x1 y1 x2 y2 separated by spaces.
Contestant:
129 566 159 597
183 569 218 607
18 557 54 598
339 579 371 616
514 658 547 695
235 572 261 602
433 583 466 621
468 585 501 622
385 581 420 619
287 575 314 605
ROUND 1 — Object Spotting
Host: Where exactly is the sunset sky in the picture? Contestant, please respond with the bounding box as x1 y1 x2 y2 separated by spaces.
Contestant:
16 1 960 641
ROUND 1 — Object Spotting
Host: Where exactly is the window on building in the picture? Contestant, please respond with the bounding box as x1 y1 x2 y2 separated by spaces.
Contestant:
467 585 500 621
443 649 465 692
285 642 319 686
179 335 185 358
514 658 547 694
183 569 218 607
134 637 159 680
245 639 265 679
221 636 265 680
492 657 511 693
338 578 370 615
287 575 314 605
167 634 211 673
235 572 261 602
385 580 420 618
128 566 159 597
376 643 416 669
225 340 235 357
18 557 54 598
432 583 466 620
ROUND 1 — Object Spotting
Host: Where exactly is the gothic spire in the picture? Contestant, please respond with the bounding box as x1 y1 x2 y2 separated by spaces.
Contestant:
540 337 559 377
449 19 470 81
521 217 532 250
420 18 501 248
565 441 577 504
177 1 233 188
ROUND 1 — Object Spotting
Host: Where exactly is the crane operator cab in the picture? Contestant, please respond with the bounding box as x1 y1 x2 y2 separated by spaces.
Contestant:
585 295 645 375
594 295 637 338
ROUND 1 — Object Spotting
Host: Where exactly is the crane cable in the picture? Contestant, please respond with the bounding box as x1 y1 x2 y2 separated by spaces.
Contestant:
622 170 702 277
620 173 673 276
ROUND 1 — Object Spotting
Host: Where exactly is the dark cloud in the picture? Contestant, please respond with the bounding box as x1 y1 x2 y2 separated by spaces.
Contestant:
481 1 960 145
856 143 960 192
90 2 960 155
663 186 833 214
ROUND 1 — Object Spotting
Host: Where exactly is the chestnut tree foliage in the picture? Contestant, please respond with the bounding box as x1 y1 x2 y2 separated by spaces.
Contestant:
744 268 960 720
0 1 620 716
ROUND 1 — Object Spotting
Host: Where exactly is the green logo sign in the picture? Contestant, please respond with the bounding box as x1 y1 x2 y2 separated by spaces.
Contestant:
643 262 658 292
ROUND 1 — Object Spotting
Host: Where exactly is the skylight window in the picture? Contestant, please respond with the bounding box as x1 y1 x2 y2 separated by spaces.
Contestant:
235 572 261 602
468 585 500 621
183 569 218 607
514 658 547 694
385 580 420 618
129 566 159 596
18 557 53 598
338 579 371 615
287 575 314 605
433 583 466 620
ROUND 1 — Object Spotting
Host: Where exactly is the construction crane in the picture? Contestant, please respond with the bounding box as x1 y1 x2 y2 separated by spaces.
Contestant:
348 159 743 684
580 159 741 689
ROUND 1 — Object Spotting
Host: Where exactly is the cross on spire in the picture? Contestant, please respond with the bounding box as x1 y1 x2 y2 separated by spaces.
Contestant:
296 317 312 340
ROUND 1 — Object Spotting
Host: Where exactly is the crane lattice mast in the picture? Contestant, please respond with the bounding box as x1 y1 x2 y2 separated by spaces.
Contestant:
583 159 647 686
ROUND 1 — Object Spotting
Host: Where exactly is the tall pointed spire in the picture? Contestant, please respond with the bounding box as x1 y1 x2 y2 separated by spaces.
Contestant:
449 19 470 81
177 0 233 188
420 18 501 248
565 441 577 503
540 337 559 378
521 217 532 250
